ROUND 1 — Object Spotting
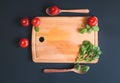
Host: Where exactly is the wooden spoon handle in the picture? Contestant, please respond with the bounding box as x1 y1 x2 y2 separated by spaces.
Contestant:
60 9 89 13
43 69 72 73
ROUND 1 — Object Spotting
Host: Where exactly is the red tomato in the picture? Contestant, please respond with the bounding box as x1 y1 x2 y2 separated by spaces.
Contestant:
20 18 30 27
48 5 60 15
19 38 29 48
31 17 40 26
88 16 98 26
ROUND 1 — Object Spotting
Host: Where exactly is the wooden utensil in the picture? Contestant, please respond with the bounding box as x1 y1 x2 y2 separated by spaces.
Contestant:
46 8 90 16
43 65 90 74
43 68 85 74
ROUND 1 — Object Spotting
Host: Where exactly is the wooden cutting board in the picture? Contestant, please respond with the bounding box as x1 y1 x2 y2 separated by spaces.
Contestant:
32 16 98 63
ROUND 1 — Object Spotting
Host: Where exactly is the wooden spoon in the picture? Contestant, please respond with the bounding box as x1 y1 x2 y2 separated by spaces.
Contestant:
43 67 87 74
46 8 90 16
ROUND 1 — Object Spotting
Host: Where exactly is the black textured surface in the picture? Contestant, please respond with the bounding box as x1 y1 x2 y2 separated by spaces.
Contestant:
0 0 120 83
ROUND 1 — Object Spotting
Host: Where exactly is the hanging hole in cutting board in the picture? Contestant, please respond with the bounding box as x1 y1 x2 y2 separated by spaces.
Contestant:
39 37 44 43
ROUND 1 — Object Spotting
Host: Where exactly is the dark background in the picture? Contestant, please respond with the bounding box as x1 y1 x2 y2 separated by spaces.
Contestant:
0 0 120 83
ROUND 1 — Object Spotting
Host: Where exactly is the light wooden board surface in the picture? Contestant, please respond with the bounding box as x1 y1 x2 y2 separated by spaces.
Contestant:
32 16 98 63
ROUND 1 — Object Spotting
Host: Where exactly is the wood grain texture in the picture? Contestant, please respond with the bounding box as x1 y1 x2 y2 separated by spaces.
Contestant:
32 16 98 63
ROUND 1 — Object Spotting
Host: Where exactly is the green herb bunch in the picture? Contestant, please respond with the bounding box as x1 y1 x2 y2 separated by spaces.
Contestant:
76 40 102 62
79 24 99 34
74 63 90 72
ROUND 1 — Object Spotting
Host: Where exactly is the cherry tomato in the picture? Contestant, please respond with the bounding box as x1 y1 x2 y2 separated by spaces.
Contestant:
48 5 60 15
20 18 30 27
19 38 29 48
88 16 98 26
31 17 40 26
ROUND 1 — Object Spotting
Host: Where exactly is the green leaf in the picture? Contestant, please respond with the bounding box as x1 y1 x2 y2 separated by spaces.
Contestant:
35 27 40 32
94 47 102 55
80 49 86 56
86 44 90 50
79 28 87 34
87 51 93 56
92 26 99 31
86 24 91 29
96 47 100 51
98 51 102 55
81 45 86 50
87 28 93 33
83 41 90 45
93 55 99 59
81 66 90 72
85 58 92 62
74 63 81 70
